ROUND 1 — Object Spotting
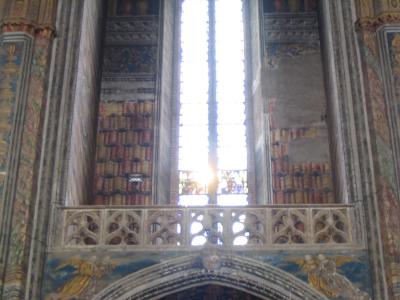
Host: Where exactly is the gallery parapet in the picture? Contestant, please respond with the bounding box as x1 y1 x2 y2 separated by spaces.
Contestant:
56 204 364 250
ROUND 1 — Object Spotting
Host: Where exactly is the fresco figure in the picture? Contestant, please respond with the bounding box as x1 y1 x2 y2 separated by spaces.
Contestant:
302 255 336 297
299 255 371 299
317 254 370 300
45 256 114 300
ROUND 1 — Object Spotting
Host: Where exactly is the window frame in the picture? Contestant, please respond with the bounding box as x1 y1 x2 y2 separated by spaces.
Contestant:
168 0 257 205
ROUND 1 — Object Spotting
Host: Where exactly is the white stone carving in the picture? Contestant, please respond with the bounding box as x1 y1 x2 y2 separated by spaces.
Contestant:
312 208 350 244
61 205 359 249
105 210 141 245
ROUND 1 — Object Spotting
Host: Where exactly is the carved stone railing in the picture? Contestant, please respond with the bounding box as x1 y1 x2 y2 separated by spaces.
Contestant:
57 204 363 249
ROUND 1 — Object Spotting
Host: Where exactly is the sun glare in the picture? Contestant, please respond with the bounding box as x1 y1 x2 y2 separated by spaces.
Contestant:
178 0 248 206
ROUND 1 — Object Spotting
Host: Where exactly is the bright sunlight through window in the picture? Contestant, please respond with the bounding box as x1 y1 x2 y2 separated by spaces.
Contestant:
178 0 248 207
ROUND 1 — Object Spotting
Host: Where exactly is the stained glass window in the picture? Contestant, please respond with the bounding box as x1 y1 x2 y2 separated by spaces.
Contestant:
179 0 248 206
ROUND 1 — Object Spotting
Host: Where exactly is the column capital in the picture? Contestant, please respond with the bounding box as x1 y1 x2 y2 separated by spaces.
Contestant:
0 0 57 36
0 18 55 38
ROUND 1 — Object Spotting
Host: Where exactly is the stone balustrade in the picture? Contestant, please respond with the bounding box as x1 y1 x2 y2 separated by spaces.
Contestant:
58 204 362 249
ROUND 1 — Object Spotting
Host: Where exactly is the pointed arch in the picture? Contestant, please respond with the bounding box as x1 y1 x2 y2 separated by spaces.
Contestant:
93 252 329 300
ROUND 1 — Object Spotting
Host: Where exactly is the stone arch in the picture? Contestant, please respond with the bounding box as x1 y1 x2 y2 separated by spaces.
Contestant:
93 252 329 300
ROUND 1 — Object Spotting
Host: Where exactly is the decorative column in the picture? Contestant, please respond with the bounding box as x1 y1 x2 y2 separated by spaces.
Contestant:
0 0 56 298
356 1 400 298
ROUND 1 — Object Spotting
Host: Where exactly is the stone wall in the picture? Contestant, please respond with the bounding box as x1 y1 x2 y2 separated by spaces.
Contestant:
66 0 106 205
249 0 270 204
93 0 160 205
263 3 335 204
156 0 176 205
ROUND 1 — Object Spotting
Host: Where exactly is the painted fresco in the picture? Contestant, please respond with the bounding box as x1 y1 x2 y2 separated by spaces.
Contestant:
264 8 334 204
43 251 183 299
0 41 24 191
0 39 25 298
360 29 400 299
3 33 52 299
269 124 334 204
382 31 400 298
389 33 400 96
266 43 320 69
251 252 372 299
42 250 372 299
93 0 159 205
103 45 157 74
8 36 50 266
93 101 154 205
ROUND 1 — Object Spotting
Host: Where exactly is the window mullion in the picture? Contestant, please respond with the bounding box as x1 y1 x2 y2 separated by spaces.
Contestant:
208 0 218 205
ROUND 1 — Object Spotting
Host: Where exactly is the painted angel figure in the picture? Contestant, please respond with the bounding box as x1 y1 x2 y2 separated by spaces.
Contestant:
299 254 371 300
46 256 114 300
317 254 371 300
301 254 336 298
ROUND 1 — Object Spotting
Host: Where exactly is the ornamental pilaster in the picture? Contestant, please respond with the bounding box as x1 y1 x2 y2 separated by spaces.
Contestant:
354 1 400 299
0 0 57 299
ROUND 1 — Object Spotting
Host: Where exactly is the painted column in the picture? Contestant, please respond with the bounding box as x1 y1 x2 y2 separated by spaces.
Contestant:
356 1 400 297
0 0 56 298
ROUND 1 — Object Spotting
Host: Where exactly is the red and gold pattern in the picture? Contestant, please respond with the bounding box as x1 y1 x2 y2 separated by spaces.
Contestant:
93 101 154 205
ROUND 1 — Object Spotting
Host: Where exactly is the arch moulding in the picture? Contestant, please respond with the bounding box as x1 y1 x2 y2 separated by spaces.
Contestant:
93 252 328 300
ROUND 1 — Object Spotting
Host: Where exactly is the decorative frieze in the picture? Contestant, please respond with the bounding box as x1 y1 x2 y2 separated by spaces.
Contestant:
102 45 157 75
264 12 320 67
105 17 158 44
264 12 319 44
100 16 159 100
